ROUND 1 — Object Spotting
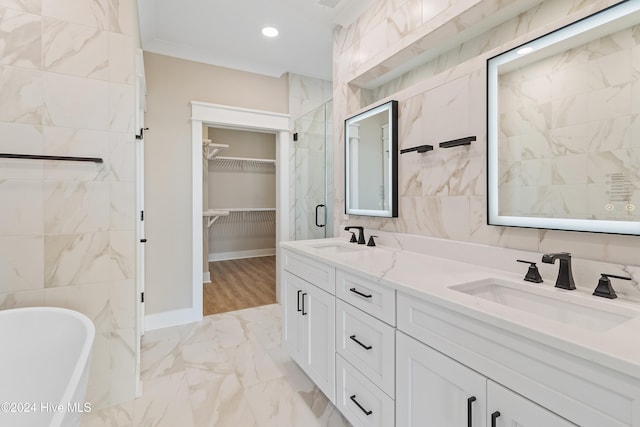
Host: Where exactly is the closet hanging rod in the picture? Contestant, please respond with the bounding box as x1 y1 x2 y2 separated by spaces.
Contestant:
222 208 276 212
212 156 276 164
0 153 103 163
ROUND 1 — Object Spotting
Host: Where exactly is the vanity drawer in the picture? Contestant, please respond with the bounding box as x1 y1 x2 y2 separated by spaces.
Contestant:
336 299 395 397
336 269 395 325
336 354 394 427
282 249 335 294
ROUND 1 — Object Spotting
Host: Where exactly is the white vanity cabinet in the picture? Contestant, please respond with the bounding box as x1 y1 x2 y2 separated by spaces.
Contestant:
487 381 575 427
335 299 395 396
280 242 640 427
334 270 396 427
396 331 486 427
281 251 336 403
396 331 575 427
335 354 395 427
336 269 396 326
397 291 637 427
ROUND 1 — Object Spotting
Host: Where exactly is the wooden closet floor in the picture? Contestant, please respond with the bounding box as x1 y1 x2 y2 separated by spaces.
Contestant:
203 256 276 316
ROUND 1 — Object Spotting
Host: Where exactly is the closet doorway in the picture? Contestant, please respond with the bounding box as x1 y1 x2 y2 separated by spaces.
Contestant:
294 101 334 240
203 127 277 315
188 101 289 327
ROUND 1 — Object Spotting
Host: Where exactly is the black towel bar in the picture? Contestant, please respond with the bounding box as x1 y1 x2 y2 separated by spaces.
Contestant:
0 153 103 163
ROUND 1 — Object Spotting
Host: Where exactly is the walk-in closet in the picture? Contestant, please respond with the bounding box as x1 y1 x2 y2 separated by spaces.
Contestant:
202 126 276 315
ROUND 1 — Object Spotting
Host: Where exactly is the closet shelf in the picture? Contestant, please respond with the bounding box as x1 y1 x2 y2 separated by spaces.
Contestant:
202 209 230 227
203 140 229 160
205 208 276 229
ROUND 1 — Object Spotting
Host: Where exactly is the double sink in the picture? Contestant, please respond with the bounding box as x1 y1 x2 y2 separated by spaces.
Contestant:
306 239 640 332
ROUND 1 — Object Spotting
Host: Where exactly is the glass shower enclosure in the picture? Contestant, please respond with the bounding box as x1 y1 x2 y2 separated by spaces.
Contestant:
293 101 333 240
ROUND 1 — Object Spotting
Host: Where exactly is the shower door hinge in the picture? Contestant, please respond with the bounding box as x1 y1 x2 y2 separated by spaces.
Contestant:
140 292 144 303
140 210 144 221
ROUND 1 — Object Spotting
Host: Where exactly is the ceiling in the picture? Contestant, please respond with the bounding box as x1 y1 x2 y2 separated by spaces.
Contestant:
137 0 374 81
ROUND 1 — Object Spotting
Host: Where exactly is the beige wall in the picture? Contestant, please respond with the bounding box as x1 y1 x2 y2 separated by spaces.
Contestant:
143 52 288 314
0 0 138 408
334 0 639 266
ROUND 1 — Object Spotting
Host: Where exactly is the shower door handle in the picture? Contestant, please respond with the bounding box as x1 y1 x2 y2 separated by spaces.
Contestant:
315 204 325 228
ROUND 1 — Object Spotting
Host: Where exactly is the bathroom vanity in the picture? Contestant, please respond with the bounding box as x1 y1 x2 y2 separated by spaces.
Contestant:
280 235 640 427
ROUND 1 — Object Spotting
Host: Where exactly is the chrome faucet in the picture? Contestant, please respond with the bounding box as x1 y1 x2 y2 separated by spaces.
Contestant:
344 226 365 244
541 252 576 290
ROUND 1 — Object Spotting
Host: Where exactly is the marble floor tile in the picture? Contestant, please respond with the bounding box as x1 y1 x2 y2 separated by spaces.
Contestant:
82 303 351 427
225 340 284 388
131 372 195 427
300 386 351 427
266 346 315 393
80 401 134 427
140 335 185 382
244 377 326 427
186 364 257 427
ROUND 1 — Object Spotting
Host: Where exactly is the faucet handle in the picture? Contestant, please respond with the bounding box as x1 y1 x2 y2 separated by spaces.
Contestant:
349 232 357 243
593 273 632 299
516 260 543 283
367 235 378 247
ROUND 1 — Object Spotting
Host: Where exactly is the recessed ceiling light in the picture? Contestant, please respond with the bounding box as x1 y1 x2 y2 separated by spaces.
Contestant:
517 46 533 55
262 27 279 38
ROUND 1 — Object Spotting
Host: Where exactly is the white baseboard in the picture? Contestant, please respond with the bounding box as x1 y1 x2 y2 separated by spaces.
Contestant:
208 248 276 262
145 308 202 331
202 271 211 283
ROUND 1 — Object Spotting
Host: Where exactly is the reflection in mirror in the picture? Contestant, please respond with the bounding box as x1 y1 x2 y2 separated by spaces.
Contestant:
345 100 398 217
487 1 640 235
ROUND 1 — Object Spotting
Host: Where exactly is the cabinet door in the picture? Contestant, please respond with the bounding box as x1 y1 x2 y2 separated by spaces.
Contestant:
487 381 576 427
304 282 336 402
282 271 305 366
397 331 486 427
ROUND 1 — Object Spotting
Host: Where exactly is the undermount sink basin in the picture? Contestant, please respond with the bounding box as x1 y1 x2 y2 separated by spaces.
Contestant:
309 242 363 254
451 278 640 332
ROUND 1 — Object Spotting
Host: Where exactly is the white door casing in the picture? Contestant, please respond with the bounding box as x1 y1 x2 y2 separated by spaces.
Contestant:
144 102 290 331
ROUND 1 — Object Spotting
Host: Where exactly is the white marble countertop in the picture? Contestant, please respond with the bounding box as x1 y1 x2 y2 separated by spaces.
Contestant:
281 237 640 381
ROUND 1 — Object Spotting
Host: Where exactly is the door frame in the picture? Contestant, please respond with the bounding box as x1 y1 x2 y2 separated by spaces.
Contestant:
189 102 290 322
134 48 146 396
145 102 290 330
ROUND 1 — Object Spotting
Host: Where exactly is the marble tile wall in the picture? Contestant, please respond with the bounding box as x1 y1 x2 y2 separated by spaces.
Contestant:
333 0 640 267
0 0 138 409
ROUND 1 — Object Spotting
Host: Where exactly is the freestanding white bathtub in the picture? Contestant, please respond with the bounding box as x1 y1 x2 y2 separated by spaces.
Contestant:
0 307 95 427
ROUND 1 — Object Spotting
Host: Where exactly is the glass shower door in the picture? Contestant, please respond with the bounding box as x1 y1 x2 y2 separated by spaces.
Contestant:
294 101 333 240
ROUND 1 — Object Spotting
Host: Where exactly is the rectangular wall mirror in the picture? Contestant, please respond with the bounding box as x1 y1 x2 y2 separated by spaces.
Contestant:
345 100 398 217
487 1 640 235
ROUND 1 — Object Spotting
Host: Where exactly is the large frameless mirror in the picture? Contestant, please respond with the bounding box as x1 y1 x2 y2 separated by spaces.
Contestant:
345 100 398 217
487 1 640 235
